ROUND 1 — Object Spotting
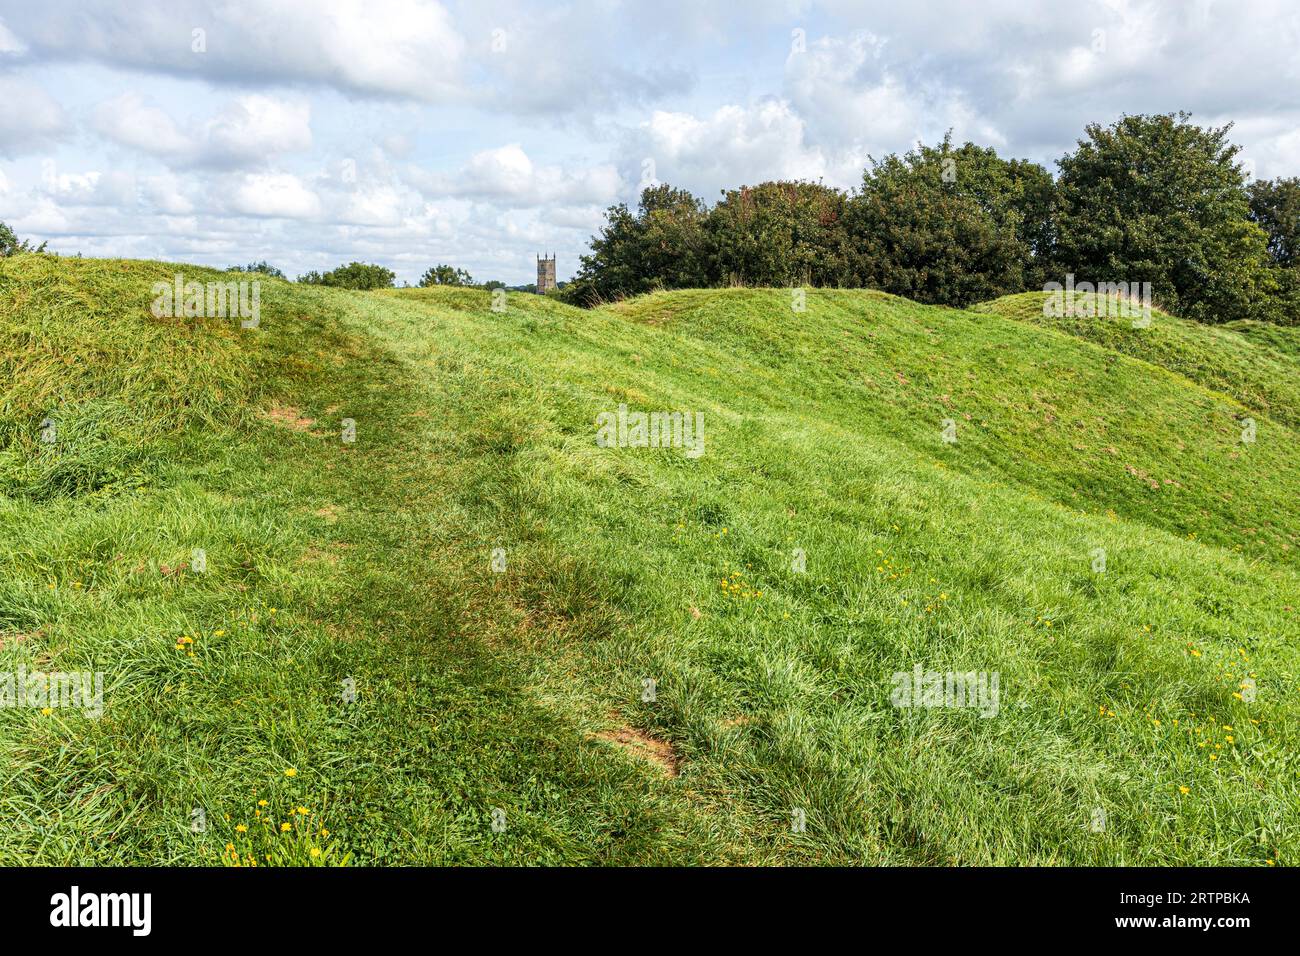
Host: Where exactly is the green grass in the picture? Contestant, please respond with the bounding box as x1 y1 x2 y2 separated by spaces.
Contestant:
1221 319 1300 361
973 290 1300 432
1 256 1296 865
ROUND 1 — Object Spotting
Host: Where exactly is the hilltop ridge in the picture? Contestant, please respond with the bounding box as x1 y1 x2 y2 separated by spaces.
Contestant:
1 256 1295 866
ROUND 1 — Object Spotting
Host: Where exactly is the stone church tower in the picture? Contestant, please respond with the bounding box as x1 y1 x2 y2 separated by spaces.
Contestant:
536 253 557 294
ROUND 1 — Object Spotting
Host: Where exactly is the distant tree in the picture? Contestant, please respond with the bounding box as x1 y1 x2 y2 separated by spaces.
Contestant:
1054 113 1273 323
298 262 395 290
844 137 1050 306
482 279 506 290
1246 178 1300 325
229 260 286 279
1264 268 1300 325
1248 177 1300 267
419 264 474 287
707 180 854 288
563 184 713 306
0 220 47 257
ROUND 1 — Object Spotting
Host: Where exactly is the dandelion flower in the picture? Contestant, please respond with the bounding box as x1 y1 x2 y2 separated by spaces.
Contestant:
280 822 292 832
284 768 297 777
310 847 321 858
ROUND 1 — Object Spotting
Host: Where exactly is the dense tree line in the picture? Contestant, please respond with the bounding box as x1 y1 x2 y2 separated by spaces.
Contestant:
561 113 1300 324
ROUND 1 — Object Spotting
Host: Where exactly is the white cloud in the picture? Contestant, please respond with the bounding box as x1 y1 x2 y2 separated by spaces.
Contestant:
205 95 312 161
0 77 67 156
0 16 24 54
94 93 312 168
10 197 71 235
381 133 414 159
412 144 623 207
229 172 322 219
542 205 606 231
1229 119 1300 181
92 94 189 159
38 164 137 206
336 185 409 226
9 0 465 102
142 172 195 215
784 32 1001 157
624 101 868 199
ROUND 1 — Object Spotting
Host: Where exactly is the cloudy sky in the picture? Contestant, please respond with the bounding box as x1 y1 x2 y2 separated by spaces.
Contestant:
1 0 1298 285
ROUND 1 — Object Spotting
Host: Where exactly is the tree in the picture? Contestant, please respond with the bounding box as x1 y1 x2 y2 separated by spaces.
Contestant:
297 262 395 290
563 184 712 306
844 137 1050 306
707 180 854 288
1248 177 1300 267
228 260 286 279
419 264 474 287
1054 112 1273 323
0 220 47 257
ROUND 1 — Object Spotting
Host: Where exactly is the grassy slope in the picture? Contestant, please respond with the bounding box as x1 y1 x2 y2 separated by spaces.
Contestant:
972 291 1300 432
2 258 1296 865
1221 319 1300 361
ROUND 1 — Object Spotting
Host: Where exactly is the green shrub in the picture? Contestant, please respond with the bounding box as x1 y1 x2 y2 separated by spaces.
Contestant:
298 262 395 290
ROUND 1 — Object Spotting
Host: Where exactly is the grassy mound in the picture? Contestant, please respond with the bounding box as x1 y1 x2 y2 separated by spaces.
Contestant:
972 290 1300 432
0 257 259 499
1 262 1295 865
1221 319 1300 360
